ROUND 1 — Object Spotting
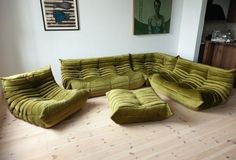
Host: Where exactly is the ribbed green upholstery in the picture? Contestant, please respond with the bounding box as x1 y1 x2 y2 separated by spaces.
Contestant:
60 52 235 111
60 54 146 97
106 87 173 124
149 57 236 110
131 53 154 75
1 66 88 128
130 52 178 75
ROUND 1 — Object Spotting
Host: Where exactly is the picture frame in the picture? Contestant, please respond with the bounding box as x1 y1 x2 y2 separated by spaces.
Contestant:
40 0 79 31
133 0 172 35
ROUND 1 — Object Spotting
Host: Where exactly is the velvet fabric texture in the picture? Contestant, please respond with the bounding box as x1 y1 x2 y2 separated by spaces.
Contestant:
1 66 88 128
149 57 236 110
106 87 173 124
60 54 146 97
61 52 235 110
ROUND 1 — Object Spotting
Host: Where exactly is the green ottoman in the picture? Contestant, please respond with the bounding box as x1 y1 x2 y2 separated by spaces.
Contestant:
106 87 173 124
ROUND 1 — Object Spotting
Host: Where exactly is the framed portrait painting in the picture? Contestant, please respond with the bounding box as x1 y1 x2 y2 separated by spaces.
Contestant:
133 0 172 35
40 0 79 31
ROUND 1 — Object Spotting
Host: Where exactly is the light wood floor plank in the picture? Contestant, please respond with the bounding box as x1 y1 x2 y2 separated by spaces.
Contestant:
0 89 236 160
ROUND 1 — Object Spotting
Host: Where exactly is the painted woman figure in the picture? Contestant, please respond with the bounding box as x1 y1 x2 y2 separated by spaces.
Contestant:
148 0 166 34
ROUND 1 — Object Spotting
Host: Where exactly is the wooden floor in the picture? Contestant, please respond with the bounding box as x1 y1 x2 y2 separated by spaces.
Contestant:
0 89 236 160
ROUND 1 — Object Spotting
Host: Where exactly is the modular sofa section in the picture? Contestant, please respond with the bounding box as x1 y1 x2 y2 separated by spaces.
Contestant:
106 87 173 124
60 54 146 97
149 57 235 110
1 66 88 128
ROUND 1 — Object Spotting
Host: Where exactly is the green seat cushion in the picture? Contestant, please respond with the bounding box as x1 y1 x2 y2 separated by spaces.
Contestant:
1 66 88 128
70 76 127 97
106 87 173 124
69 72 145 97
149 74 204 110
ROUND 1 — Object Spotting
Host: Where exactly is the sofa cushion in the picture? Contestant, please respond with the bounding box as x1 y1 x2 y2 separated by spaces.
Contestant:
207 67 235 84
130 53 154 74
149 74 204 110
69 72 145 97
163 54 179 71
178 63 208 89
81 58 98 69
106 87 173 124
60 59 81 88
173 58 192 80
130 52 178 75
152 53 178 73
113 55 131 75
197 67 236 107
130 53 146 72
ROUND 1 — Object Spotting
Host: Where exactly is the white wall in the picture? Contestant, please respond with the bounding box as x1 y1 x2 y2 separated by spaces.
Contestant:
177 0 207 61
0 0 207 85
0 0 184 83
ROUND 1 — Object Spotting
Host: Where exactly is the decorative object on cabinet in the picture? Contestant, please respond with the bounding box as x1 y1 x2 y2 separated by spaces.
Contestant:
133 0 172 35
211 30 234 43
40 0 79 31
211 30 224 42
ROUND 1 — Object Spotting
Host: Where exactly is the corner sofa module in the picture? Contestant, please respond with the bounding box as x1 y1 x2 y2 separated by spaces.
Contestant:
106 87 173 124
149 57 236 110
1 66 88 128
60 54 146 97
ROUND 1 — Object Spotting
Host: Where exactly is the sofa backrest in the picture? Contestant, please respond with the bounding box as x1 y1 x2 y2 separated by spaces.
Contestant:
60 53 235 90
129 53 146 72
153 53 178 73
130 52 178 75
60 54 132 88
174 58 194 79
207 66 235 86
60 59 81 88
173 57 235 88
1 66 57 111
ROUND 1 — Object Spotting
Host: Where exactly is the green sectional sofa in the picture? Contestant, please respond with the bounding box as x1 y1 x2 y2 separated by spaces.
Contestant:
61 52 235 111
1 66 88 128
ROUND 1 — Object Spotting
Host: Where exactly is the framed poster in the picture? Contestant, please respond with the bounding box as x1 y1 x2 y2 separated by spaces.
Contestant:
40 0 79 31
133 0 172 35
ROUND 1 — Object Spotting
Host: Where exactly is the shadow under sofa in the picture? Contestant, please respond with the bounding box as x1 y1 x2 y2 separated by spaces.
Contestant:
60 52 235 111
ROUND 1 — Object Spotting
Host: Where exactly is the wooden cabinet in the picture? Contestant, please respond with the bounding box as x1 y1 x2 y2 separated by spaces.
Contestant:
227 0 236 22
202 41 236 69
202 41 236 87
